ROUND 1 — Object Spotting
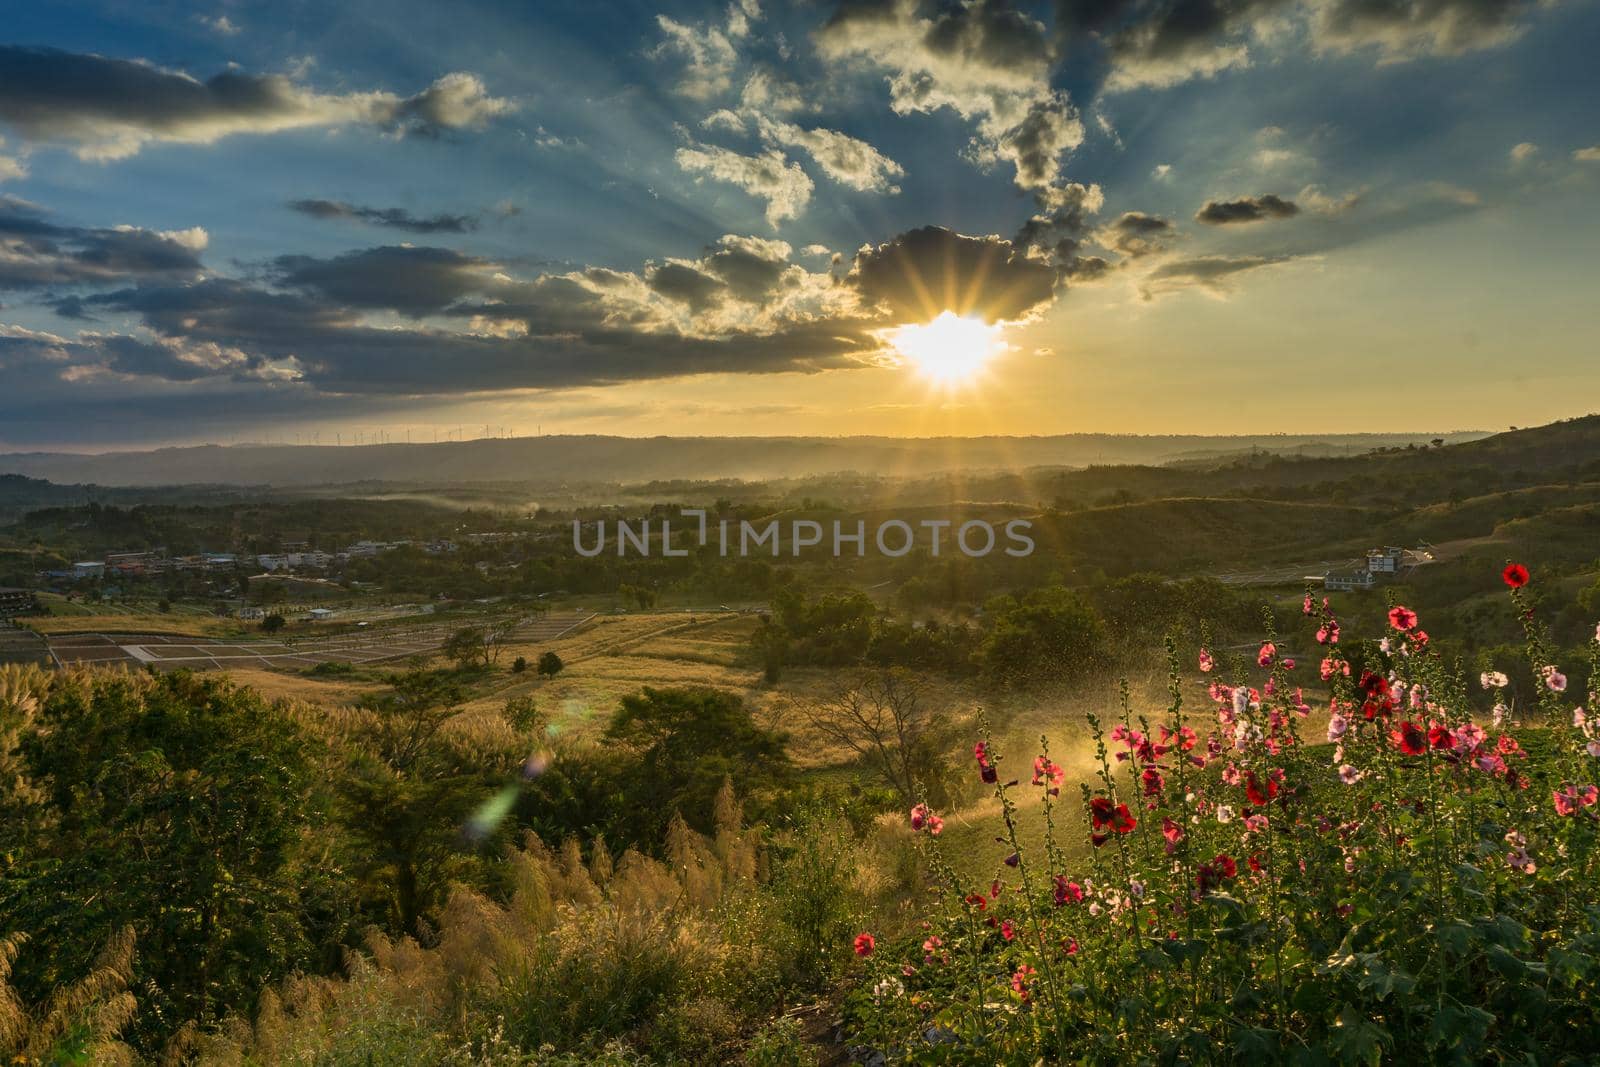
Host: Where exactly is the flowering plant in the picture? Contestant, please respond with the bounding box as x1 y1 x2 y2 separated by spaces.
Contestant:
846 565 1600 1062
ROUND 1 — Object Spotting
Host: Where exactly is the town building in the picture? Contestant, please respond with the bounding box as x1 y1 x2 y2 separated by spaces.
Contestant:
0 587 42 619
1366 546 1406 573
1325 570 1377 592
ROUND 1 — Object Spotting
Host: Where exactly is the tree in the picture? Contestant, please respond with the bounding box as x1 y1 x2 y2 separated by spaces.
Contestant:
261 612 286 633
334 670 519 934
0 672 338 1048
442 625 494 670
604 687 790 842
537 650 564 677
803 668 955 806
512 655 528 673
980 586 1110 688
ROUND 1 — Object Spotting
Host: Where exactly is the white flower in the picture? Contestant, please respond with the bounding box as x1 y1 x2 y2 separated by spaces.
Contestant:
1482 671 1509 689
1338 764 1363 785
1216 804 1236 824
873 977 904 1001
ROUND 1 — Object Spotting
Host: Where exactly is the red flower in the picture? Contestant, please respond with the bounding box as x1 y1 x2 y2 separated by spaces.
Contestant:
1390 721 1427 756
1503 563 1530 588
1053 876 1084 905
1427 724 1455 750
964 893 988 911
853 932 875 957
1387 605 1417 631
1090 797 1136 836
1245 771 1279 807
1196 853 1239 892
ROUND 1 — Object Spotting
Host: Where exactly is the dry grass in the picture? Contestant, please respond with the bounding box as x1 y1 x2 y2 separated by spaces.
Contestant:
25 612 250 637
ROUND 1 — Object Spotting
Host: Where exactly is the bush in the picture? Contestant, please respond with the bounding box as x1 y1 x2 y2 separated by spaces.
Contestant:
512 655 528 673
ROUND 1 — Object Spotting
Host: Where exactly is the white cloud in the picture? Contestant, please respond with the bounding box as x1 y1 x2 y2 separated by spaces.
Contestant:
674 143 814 226
1575 146 1600 162
754 116 905 193
1510 141 1539 163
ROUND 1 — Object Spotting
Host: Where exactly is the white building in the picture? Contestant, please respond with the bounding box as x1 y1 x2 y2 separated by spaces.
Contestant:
307 608 336 621
72 561 105 579
1325 570 1377 592
237 605 265 620
1366 546 1406 573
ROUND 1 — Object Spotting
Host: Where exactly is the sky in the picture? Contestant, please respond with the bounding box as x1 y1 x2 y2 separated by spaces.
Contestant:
0 0 1597 450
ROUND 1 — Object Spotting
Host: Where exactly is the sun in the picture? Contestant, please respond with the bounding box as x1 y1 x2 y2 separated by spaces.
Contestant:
886 310 1006 385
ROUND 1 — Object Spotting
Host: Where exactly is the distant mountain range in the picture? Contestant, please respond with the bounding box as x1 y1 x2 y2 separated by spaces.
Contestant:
0 431 1492 488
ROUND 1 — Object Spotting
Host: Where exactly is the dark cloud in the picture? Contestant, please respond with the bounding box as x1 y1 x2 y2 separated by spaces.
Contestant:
1049 0 1554 90
1101 211 1177 256
1013 183 1109 281
647 261 725 311
288 199 477 234
0 196 206 290
271 246 495 316
1195 194 1299 223
850 225 1058 322
0 47 513 160
1142 252 1293 295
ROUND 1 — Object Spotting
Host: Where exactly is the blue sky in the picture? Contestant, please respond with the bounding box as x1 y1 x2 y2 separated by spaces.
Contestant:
1 0 1597 448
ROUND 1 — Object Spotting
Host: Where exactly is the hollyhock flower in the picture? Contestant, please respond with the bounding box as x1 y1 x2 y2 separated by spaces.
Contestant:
1503 562 1530 588
1338 764 1363 785
873 977 904 1000
922 934 943 959
1428 724 1455 750
1284 658 1296 670
1257 642 1276 667
1543 666 1568 692
1162 817 1185 852
1553 784 1599 816
1011 964 1036 1000
1388 605 1418 631
1492 702 1508 728
1032 755 1065 794
1053 876 1084 905
974 741 999 783
1482 671 1509 689
1453 723 1486 752
1245 771 1279 806
1199 649 1214 673
1477 753 1508 776
909 803 929 831
1327 713 1349 742
1303 593 1315 615
1390 721 1427 756
1587 740 1600 758
964 894 987 911
1244 814 1269 834
853 932 875 956
1505 830 1536 873
1142 767 1165 797
1000 919 1016 941
1216 804 1236 824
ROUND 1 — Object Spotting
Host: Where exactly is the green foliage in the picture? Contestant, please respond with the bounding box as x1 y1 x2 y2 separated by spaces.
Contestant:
537 650 564 677
0 671 344 1049
602 687 791 844
980 585 1110 688
262 612 286 633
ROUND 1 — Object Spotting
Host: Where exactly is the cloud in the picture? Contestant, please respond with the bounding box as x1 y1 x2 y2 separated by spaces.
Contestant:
1013 182 1110 280
651 11 747 99
288 198 477 233
271 245 499 316
0 136 23 181
1141 252 1295 296
1100 211 1178 257
1510 141 1539 163
753 116 905 193
1308 0 1547 60
0 47 514 160
198 13 240 36
1095 0 1266 92
0 196 207 290
817 0 1082 195
849 225 1059 322
675 143 814 225
1195 193 1299 223
1576 146 1600 162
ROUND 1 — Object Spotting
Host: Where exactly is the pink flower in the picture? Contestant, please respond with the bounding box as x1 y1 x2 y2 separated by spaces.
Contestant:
1257 642 1276 668
1199 649 1214 673
1053 876 1084 905
1387 605 1417 631
1000 919 1016 942
1338 764 1363 785
1161 816 1185 852
1011 964 1036 1001
1553 784 1598 816
1032 755 1064 794
1543 666 1568 693
1244 814 1268 834
909 803 944 836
